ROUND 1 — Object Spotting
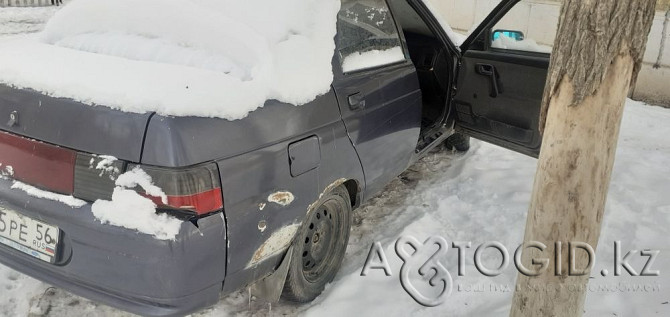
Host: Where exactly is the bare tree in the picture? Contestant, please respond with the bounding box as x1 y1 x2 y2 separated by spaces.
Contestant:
511 0 657 316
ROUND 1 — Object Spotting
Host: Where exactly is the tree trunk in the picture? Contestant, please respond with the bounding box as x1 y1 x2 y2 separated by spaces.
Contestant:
510 0 657 316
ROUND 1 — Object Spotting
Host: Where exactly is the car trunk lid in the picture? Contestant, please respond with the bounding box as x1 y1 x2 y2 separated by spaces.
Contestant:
0 84 153 164
0 85 152 195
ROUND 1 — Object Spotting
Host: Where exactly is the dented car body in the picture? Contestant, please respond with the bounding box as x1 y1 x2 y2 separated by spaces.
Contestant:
0 0 549 316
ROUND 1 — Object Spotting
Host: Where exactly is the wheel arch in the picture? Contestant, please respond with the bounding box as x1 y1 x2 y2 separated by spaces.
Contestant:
343 179 362 208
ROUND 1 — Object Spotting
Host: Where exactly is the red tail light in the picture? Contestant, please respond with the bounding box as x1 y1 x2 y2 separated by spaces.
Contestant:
0 130 76 194
129 163 223 217
73 154 223 218
0 132 223 218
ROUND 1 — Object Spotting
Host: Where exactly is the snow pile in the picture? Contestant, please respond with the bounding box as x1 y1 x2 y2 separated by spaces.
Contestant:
0 0 341 120
0 7 60 38
90 155 120 178
342 47 406 73
10 182 86 208
491 34 552 53
91 167 181 241
0 266 44 317
0 164 14 180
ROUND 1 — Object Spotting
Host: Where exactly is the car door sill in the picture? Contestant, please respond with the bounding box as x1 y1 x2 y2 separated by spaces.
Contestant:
415 126 451 156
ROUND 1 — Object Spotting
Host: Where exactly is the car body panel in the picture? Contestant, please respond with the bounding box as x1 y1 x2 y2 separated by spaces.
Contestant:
142 91 342 167
0 85 151 162
0 177 226 317
333 61 422 197
216 92 365 293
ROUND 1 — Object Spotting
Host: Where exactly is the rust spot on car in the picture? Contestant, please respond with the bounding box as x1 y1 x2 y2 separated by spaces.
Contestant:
307 178 348 214
267 191 295 206
247 223 300 268
258 220 267 232
249 179 352 267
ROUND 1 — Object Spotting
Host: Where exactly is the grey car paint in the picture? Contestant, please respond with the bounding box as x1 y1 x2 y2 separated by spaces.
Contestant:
0 0 545 316
0 85 150 162
0 179 226 316
333 61 423 196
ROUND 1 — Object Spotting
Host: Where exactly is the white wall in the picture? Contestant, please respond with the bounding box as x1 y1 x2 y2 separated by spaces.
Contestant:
634 11 670 105
431 0 670 105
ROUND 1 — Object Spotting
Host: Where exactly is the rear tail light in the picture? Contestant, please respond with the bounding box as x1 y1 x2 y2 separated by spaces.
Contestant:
0 130 76 195
0 132 223 219
130 163 223 217
74 153 125 201
73 154 223 218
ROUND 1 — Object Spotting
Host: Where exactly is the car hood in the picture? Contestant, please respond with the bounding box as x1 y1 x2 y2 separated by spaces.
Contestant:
0 84 152 162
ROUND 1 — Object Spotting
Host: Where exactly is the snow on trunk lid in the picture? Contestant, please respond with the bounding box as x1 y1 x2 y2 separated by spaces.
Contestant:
0 0 342 120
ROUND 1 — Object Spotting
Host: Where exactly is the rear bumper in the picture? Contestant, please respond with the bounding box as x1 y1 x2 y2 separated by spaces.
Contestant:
0 178 227 317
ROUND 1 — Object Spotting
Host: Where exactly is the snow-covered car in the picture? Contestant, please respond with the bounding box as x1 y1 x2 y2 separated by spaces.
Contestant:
0 0 548 315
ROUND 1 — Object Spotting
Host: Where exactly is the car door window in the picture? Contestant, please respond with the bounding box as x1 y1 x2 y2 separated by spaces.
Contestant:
422 0 502 45
489 0 558 54
337 0 406 73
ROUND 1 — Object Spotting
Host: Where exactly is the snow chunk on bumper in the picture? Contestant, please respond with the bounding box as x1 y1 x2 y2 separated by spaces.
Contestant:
10 181 86 208
91 167 181 241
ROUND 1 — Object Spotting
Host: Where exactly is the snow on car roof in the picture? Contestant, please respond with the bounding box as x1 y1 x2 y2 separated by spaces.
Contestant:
0 0 341 120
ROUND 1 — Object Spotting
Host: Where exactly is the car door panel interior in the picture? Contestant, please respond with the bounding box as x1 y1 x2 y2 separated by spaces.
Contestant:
454 49 549 157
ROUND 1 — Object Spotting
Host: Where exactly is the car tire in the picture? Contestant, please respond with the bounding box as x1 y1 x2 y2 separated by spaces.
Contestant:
282 185 352 302
445 133 471 152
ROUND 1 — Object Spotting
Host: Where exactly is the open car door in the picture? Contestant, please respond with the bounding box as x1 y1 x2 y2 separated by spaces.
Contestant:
452 0 550 157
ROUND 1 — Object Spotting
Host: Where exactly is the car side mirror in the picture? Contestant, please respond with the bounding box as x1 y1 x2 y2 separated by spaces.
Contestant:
492 29 525 41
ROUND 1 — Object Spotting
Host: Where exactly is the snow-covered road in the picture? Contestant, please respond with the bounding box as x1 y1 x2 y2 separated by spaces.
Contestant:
1 6 669 317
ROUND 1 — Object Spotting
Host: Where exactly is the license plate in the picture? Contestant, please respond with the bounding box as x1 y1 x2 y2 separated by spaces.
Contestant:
0 206 59 263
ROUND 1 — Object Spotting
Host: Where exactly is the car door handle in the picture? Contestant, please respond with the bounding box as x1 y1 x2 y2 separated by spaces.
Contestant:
475 63 504 98
348 93 367 111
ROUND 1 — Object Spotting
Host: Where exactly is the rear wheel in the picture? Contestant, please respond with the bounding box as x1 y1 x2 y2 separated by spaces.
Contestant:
282 186 352 302
445 133 471 152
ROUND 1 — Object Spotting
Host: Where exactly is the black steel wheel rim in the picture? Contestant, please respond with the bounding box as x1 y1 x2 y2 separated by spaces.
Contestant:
301 198 342 283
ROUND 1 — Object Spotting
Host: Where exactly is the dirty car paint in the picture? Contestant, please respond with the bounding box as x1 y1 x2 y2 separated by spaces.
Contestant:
247 223 301 268
267 191 295 206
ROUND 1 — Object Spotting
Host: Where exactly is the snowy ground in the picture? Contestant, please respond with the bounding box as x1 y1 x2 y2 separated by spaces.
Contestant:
1 6 669 317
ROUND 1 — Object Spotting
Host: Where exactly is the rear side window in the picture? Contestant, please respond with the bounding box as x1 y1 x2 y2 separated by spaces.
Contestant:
337 0 406 73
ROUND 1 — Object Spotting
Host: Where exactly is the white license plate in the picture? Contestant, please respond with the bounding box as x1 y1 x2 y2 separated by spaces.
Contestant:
0 206 59 263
